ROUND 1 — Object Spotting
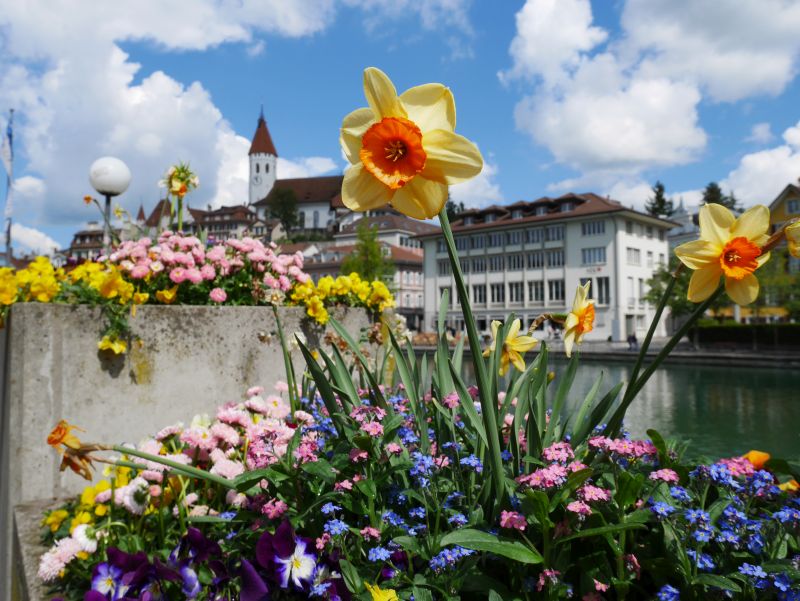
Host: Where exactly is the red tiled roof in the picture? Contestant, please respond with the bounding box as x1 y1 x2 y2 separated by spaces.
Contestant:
418 192 676 238
145 199 172 228
249 116 278 156
337 213 440 236
253 175 345 208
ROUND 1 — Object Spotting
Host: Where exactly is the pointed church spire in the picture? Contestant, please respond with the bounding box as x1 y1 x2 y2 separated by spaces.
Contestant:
136 203 146 222
249 108 277 156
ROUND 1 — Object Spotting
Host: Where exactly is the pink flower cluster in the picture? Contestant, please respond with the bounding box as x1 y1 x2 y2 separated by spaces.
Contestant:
500 510 527 531
107 232 311 301
718 456 756 477
649 468 680 483
588 436 657 459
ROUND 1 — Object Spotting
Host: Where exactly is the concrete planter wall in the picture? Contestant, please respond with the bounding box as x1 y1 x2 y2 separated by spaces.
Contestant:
0 303 369 600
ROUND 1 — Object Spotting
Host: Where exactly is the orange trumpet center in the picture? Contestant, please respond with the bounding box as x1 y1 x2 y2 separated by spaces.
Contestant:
360 117 426 190
720 236 761 280
576 304 595 335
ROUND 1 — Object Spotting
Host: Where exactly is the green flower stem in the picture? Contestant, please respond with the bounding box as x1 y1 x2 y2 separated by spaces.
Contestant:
438 208 505 514
605 285 725 438
112 445 237 490
272 305 299 412
622 268 679 407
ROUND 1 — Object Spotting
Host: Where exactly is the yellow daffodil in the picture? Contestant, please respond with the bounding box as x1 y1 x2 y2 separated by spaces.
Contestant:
779 479 799 493
340 67 483 220
98 334 127 355
113 205 124 219
365 583 399 601
674 203 771 306
742 449 771 470
482 318 538 376
563 282 595 358
47 419 84 452
155 285 178 304
786 220 800 258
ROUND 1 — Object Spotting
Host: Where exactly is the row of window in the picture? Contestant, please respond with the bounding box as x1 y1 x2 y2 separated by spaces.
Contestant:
626 248 666 267
298 210 335 229
442 250 566 275
625 220 666 241
439 277 613 307
398 271 423 285
442 224 567 252
398 235 421 249
398 292 424 308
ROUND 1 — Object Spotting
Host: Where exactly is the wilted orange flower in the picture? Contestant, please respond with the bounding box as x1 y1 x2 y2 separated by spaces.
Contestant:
47 420 83 452
60 450 94 481
83 195 93 205
742 449 771 470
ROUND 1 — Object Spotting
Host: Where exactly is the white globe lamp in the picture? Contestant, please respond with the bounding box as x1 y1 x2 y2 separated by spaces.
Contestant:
88 157 131 254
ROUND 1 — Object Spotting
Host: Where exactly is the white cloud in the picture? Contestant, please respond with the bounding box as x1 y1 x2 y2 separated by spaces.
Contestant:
12 175 46 203
622 0 800 103
502 0 800 193
277 157 338 179
746 122 774 145
499 0 607 86
11 223 60 255
720 121 800 205
449 159 502 209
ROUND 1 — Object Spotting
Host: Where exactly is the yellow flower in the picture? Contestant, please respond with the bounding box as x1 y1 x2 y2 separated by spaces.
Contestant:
156 285 178 304
786 220 800 258
365 583 399 601
42 509 69 533
742 449 771 470
98 335 127 354
113 205 124 219
482 318 538 376
340 67 483 220
674 203 771 306
306 295 329 325
779 479 799 493
563 281 595 358
47 420 84 452
69 511 92 533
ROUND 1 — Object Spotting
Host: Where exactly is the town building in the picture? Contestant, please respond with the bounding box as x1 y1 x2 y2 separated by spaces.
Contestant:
67 221 116 261
246 111 345 235
417 193 674 341
666 198 699 250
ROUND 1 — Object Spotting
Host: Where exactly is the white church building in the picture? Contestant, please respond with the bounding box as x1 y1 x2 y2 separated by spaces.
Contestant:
247 111 345 234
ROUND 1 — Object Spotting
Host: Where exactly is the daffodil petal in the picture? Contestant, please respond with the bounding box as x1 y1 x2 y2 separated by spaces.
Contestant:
341 164 392 213
400 83 456 132
731 204 770 243
363 67 406 120
756 251 770 268
509 335 537 353
563 330 575 358
499 352 510 376
340 107 376 164
420 129 484 185
390 176 447 220
507 318 521 339
699 203 735 247
674 239 722 270
687 266 722 302
509 350 526 373
564 313 579 331
725 272 759 306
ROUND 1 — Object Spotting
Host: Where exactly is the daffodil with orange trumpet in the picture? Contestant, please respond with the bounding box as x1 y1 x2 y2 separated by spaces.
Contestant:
674 203 771 306
340 67 483 220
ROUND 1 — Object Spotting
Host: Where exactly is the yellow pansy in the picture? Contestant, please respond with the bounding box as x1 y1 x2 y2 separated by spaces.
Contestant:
786 220 800 258
98 335 127 355
482 318 538 376
69 511 92 533
42 509 69 533
563 281 595 358
340 67 483 220
155 285 178 304
365 583 399 601
674 203 771 306
306 296 329 325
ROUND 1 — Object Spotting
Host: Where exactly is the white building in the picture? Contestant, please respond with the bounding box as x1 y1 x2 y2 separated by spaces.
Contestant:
417 193 674 341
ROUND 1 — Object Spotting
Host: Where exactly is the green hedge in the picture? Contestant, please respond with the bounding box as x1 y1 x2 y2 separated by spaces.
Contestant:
690 323 800 347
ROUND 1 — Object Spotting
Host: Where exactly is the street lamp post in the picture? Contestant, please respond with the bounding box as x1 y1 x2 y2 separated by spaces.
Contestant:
89 157 131 255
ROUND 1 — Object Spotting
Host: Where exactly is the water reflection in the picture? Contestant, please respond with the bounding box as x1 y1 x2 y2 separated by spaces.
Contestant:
456 357 799 459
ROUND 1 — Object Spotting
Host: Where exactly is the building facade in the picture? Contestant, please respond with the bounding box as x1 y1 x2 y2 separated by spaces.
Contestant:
418 193 674 341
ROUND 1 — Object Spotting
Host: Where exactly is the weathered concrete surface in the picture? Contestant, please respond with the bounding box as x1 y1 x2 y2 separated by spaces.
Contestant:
13 500 57 601
0 303 368 599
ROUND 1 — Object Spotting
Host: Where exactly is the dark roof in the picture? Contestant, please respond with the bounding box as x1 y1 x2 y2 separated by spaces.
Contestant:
249 116 278 156
337 213 440 236
136 204 146 222
419 192 676 238
254 176 345 208
189 205 256 225
145 199 172 228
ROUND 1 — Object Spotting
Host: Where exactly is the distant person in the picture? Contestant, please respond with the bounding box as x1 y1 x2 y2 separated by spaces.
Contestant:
627 333 639 351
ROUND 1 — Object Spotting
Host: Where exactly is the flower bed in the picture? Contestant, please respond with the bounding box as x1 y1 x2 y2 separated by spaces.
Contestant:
32 66 800 601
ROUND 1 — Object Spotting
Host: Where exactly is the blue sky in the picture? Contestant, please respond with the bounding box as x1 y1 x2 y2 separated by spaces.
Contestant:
2 0 800 254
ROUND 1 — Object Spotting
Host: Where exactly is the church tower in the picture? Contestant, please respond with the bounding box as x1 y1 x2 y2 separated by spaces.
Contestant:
248 107 277 207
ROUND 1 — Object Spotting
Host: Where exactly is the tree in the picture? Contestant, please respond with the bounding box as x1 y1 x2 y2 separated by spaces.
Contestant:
445 198 466 221
268 188 299 235
341 220 396 282
645 181 675 217
702 182 740 213
644 256 730 331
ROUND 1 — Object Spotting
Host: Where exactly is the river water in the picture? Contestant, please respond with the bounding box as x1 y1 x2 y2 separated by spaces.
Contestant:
456 357 799 460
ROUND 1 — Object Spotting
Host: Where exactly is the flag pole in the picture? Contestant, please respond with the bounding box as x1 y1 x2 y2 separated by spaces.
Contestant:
2 109 13 262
